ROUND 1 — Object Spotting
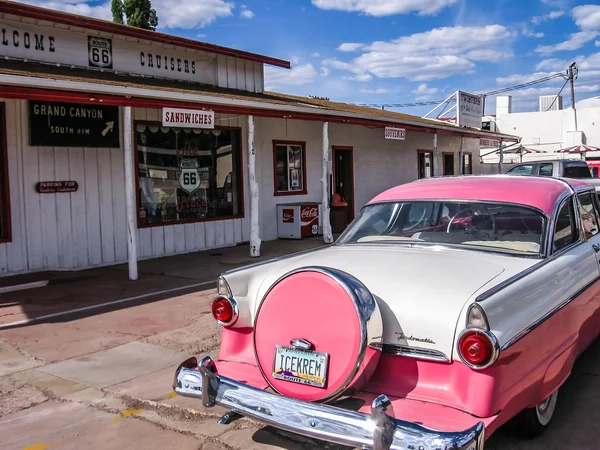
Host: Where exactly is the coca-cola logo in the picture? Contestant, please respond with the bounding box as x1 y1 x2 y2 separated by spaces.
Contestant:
282 208 294 223
301 207 318 219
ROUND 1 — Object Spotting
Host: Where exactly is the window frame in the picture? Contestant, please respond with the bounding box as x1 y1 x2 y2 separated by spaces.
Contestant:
272 140 308 196
462 152 473 175
0 103 11 243
134 121 245 229
551 196 579 254
417 149 434 179
577 191 600 240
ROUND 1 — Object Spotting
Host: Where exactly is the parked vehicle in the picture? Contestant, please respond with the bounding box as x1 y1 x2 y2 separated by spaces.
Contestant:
174 176 600 450
505 159 600 191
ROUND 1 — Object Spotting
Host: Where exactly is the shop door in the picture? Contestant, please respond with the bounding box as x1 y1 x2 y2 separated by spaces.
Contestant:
331 147 354 234
443 153 455 176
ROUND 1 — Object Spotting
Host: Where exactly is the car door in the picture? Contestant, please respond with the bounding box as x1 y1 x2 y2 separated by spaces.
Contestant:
576 191 600 342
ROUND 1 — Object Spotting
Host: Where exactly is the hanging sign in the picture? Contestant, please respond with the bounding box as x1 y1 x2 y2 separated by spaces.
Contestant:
456 91 483 128
384 127 406 140
480 138 500 148
162 108 214 129
28 101 120 147
35 181 79 193
0 20 215 85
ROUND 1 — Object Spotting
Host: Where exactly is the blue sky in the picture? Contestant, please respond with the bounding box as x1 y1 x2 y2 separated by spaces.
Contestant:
22 0 600 115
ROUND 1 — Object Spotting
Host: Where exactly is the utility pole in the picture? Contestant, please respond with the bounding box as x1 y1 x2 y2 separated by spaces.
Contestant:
568 62 578 131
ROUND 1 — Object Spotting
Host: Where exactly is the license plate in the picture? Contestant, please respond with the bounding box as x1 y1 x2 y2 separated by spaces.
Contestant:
272 345 329 388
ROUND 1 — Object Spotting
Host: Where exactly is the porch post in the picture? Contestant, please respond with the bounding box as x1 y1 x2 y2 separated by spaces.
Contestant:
123 106 138 281
433 133 439 177
458 136 464 175
248 115 261 257
321 122 334 243
498 140 504 174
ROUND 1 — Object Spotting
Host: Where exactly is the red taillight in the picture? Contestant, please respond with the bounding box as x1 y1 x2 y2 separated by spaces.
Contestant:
212 296 237 325
458 329 498 369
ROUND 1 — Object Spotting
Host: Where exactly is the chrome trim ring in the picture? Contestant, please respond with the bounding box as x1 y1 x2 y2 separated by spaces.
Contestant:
211 295 239 327
253 266 379 404
456 328 500 370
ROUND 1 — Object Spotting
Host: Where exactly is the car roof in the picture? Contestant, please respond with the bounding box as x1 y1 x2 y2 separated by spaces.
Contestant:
510 159 586 165
368 175 591 216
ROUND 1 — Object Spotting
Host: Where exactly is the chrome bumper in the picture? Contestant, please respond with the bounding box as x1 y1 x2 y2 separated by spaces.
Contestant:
173 356 485 450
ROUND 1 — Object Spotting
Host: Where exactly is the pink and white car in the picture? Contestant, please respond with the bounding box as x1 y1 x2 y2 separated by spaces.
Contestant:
174 176 600 450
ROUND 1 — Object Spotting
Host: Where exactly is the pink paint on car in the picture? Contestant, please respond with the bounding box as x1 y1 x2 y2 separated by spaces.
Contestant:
174 176 600 449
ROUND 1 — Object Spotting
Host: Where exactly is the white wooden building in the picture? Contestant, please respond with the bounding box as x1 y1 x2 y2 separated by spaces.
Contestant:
0 2 517 277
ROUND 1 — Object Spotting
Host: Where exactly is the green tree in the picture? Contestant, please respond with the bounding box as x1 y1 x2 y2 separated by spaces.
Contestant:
111 0 158 31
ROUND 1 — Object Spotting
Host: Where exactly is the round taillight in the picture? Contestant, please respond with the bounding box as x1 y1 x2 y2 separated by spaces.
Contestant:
211 296 238 326
458 329 498 369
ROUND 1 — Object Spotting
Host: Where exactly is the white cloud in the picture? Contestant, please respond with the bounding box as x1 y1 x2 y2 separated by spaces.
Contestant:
597 41 600 47
572 5 600 31
322 25 511 82
22 0 236 29
311 0 458 16
320 66 330 76
531 10 564 25
289 56 301 64
496 71 554 85
265 64 318 90
522 29 545 38
536 31 599 54
347 74 373 82
19 0 112 20
337 43 365 52
240 9 254 19
360 88 389 94
412 83 438 100
413 83 438 95
312 52 321 57
536 58 567 71
465 49 513 61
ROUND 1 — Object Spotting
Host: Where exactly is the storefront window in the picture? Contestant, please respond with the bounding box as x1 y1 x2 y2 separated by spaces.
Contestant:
0 104 10 242
273 141 307 195
418 150 433 179
136 124 243 227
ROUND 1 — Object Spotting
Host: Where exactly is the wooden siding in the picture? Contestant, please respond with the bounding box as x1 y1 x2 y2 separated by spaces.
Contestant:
0 100 249 275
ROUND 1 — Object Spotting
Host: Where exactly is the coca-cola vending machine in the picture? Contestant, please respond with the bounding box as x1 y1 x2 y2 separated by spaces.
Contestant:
277 202 323 239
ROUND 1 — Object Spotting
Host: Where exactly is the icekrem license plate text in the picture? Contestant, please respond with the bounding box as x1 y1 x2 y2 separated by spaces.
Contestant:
272 345 329 388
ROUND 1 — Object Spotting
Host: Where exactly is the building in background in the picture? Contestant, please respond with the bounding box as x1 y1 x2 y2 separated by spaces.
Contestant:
481 94 600 165
0 2 515 277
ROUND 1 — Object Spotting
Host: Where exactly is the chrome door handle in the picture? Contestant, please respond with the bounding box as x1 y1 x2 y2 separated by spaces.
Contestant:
593 243 600 253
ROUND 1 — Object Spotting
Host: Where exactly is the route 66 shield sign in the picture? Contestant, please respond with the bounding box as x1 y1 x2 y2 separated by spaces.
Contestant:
88 36 113 69
179 158 201 194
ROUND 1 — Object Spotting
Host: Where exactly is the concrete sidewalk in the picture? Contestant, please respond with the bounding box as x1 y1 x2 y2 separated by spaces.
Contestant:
1 235 599 450
0 237 326 327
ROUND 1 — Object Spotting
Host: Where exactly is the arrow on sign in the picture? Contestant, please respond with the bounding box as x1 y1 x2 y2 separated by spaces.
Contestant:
101 121 114 136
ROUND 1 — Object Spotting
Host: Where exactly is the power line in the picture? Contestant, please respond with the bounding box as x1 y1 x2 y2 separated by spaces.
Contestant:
357 71 567 109
546 77 570 111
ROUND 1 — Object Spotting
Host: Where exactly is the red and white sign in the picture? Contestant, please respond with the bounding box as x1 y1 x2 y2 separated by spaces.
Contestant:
162 108 214 129
384 127 406 140
282 208 294 223
480 138 500 148
300 205 319 237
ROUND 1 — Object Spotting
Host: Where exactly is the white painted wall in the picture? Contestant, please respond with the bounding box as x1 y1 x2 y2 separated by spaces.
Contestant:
0 13 265 93
253 117 480 241
0 99 481 275
0 101 248 275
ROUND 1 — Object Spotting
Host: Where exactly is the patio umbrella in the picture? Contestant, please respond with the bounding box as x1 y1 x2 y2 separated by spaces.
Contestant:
555 144 600 154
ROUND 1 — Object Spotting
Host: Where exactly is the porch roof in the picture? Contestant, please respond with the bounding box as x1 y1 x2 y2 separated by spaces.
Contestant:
0 64 519 142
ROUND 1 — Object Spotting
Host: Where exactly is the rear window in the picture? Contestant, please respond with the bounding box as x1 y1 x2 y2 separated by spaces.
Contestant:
563 164 592 178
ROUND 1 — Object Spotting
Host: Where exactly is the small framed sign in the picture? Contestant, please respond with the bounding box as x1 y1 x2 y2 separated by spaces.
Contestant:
385 127 406 140
36 181 79 193
162 108 214 129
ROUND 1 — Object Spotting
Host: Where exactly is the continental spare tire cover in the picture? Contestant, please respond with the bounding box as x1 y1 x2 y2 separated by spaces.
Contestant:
254 267 383 403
